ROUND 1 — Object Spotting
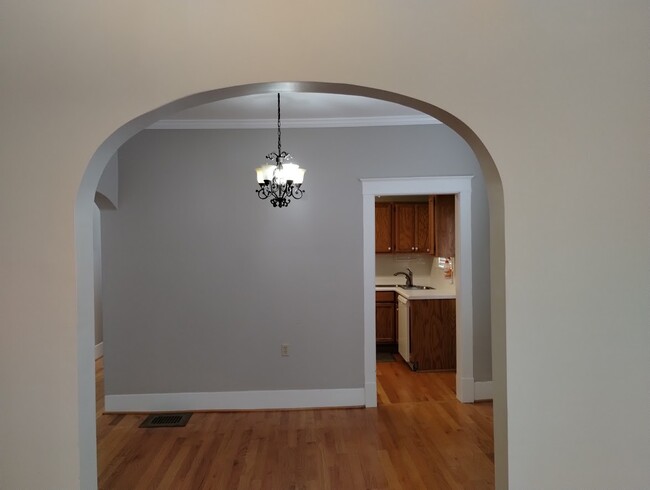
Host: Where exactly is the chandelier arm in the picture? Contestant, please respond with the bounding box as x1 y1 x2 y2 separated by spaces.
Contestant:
290 185 304 200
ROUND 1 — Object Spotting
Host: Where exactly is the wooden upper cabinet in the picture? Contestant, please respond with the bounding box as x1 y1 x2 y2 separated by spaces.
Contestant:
375 202 393 253
415 203 431 254
375 199 441 255
434 195 455 257
393 203 416 252
393 203 431 253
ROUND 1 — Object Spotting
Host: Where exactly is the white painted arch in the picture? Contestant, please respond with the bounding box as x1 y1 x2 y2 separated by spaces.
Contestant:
77 81 506 489
361 176 474 406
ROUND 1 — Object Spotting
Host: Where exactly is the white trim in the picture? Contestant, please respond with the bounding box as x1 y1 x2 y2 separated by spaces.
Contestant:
148 115 440 130
363 193 378 408
365 382 377 408
94 342 103 360
459 376 475 401
361 176 475 404
474 381 493 401
104 388 365 413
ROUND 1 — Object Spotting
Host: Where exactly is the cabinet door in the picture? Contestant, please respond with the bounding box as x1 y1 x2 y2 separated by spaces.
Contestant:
393 203 416 252
434 195 455 257
376 302 396 343
409 299 456 371
432 299 456 370
375 203 393 253
415 202 431 253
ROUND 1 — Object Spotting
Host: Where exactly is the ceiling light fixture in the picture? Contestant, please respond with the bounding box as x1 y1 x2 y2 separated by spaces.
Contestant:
255 93 305 208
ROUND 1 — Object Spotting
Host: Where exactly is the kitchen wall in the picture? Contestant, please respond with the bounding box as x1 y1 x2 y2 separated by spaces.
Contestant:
101 123 492 398
376 254 456 295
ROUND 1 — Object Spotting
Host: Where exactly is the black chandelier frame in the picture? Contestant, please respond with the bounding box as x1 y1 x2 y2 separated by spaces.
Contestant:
255 93 305 208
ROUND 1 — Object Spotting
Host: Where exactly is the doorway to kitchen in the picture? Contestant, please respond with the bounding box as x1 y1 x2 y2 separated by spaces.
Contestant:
374 194 456 370
361 177 474 405
375 253 460 407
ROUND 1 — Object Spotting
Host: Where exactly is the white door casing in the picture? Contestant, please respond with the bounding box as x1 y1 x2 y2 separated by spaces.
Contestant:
361 176 474 405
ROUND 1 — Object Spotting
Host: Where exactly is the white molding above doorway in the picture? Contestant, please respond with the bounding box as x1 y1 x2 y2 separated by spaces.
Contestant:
361 176 474 404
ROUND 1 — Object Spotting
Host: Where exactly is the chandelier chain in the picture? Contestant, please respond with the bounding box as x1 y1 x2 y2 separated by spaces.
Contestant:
277 93 282 157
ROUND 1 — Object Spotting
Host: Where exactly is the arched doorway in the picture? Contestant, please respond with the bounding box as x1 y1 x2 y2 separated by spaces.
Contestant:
77 81 507 488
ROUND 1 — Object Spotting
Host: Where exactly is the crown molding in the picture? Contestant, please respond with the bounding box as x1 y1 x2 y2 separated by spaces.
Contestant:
147 115 440 130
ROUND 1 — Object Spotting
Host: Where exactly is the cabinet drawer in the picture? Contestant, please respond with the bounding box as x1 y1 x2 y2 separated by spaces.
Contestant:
375 291 396 302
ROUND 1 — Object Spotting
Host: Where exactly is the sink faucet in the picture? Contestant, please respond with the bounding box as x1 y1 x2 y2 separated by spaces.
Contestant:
393 268 414 287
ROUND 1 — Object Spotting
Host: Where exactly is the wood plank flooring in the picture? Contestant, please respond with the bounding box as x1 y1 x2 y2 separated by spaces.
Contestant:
96 356 494 489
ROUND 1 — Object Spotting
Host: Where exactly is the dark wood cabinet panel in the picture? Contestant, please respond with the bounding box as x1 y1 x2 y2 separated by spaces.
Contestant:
415 203 431 254
393 203 416 252
375 291 395 302
434 299 456 370
375 291 397 344
375 203 393 253
409 299 456 371
376 302 397 343
434 195 455 258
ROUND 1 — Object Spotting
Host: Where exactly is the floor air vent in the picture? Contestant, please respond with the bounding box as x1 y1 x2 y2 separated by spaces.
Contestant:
139 413 192 428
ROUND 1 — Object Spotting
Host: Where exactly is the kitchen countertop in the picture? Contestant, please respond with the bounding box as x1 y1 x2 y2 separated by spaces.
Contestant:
375 285 456 300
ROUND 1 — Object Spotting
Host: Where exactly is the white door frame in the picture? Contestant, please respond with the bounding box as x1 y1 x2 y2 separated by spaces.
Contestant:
361 176 474 405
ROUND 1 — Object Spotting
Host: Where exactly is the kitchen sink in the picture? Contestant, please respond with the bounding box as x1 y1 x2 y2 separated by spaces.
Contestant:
399 285 436 290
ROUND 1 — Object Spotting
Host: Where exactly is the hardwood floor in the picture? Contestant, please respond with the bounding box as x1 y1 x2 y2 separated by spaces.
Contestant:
96 356 494 489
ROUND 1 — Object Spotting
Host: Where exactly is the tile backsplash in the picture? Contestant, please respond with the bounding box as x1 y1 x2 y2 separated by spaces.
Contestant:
376 254 456 294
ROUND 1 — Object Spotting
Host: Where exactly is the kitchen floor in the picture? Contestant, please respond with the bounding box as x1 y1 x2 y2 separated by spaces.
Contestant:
377 353 459 405
96 357 494 489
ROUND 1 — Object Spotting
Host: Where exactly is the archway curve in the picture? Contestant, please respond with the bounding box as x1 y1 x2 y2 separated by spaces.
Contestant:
76 81 507 489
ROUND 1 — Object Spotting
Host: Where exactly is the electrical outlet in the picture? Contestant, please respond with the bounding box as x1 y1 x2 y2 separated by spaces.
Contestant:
281 344 289 357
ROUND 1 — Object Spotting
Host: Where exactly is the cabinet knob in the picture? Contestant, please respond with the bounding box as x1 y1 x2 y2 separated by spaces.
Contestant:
388 246 391 251
426 248 430 252
415 247 419 251
411 246 415 251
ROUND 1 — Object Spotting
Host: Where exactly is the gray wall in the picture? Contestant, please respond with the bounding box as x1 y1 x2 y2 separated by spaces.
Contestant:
102 124 491 396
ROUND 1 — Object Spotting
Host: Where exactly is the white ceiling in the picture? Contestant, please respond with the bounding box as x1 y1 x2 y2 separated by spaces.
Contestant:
149 93 439 129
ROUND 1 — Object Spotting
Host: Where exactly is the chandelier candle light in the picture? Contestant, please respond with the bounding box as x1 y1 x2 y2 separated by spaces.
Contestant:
255 93 305 208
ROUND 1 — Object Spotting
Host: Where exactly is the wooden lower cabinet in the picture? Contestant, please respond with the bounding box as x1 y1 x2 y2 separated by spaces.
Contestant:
410 299 456 371
375 291 397 344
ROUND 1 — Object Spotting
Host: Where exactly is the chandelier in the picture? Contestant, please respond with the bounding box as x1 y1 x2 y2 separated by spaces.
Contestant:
255 93 305 208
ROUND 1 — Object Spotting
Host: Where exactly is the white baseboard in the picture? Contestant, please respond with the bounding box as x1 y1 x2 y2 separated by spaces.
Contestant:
364 381 377 408
105 388 365 413
474 381 493 400
458 376 475 403
94 342 103 360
